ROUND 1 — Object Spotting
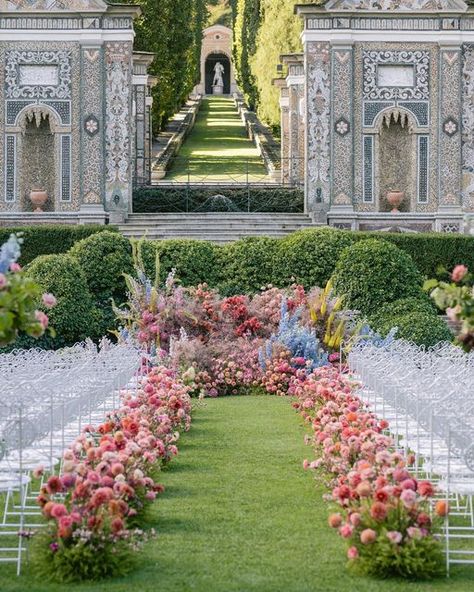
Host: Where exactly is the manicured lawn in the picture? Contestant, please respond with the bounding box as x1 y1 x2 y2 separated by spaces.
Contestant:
0 396 473 591
166 97 269 182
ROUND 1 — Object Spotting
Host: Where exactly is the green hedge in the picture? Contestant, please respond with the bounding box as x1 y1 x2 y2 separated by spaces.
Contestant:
24 254 99 348
332 239 424 315
0 225 115 266
132 186 304 213
373 311 452 348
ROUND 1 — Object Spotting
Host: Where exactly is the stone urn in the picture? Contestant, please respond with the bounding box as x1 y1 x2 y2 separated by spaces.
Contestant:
386 189 404 213
30 189 48 212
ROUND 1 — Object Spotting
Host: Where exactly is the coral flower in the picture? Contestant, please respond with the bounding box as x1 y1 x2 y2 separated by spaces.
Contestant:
328 513 343 529
50 503 68 519
360 529 377 545
452 264 468 283
435 500 449 517
370 502 388 521
418 481 435 498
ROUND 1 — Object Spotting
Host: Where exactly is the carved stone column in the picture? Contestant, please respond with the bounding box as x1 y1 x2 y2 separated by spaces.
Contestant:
305 42 330 220
462 43 474 215
79 44 106 223
105 41 133 224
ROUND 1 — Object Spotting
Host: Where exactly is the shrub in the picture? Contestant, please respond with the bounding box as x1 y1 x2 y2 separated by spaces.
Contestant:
140 239 222 287
372 310 452 348
332 239 423 315
367 296 436 329
0 225 114 266
69 231 133 304
25 254 98 348
277 228 355 289
218 236 281 295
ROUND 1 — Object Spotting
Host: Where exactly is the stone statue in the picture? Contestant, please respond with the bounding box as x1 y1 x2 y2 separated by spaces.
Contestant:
213 62 225 88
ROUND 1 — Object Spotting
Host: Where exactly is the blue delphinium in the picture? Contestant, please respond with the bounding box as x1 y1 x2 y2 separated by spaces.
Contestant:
260 298 329 371
358 324 398 348
0 234 22 274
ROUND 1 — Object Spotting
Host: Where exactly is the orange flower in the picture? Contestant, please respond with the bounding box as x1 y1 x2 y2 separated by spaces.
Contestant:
435 500 449 517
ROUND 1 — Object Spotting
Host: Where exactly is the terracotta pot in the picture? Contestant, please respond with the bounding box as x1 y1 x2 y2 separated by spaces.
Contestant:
30 189 48 213
387 190 404 213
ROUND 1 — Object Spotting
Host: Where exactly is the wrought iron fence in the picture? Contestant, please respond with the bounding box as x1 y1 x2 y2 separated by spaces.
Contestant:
137 157 305 213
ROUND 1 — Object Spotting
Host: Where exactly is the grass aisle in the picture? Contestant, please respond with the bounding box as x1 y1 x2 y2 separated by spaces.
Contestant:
1 397 473 591
166 97 268 182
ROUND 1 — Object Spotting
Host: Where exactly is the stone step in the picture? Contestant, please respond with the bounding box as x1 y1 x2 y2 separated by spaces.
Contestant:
121 223 311 230
127 213 310 220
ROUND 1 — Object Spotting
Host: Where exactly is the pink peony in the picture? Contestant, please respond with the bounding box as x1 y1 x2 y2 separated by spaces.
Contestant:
349 513 361 527
34 310 49 329
386 531 402 544
347 546 359 560
339 524 354 539
452 264 468 283
328 513 343 529
370 502 388 522
50 503 68 519
42 293 57 308
360 529 377 545
400 488 417 509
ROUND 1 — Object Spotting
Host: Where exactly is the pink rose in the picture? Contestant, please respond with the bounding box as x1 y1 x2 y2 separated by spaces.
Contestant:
42 293 57 308
34 310 49 329
347 546 359 560
339 524 354 539
400 488 417 508
451 265 468 283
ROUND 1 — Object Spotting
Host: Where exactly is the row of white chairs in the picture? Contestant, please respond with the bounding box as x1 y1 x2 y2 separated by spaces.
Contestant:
348 339 474 572
0 340 142 574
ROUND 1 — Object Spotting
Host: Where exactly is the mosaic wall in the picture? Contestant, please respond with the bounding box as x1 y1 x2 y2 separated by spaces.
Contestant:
353 42 440 213
104 41 133 216
463 44 474 211
0 41 80 212
305 41 331 213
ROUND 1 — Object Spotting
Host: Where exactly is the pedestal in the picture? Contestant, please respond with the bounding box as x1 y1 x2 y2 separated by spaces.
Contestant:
213 84 224 95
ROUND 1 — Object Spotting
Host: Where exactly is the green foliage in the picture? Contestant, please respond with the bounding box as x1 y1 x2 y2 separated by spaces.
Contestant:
367 296 436 327
217 236 280 294
0 225 114 266
277 228 354 289
133 185 304 213
207 0 233 26
139 239 222 287
31 528 135 583
69 231 133 304
233 0 261 109
332 239 423 315
372 310 452 347
134 0 208 132
350 530 445 579
25 254 98 348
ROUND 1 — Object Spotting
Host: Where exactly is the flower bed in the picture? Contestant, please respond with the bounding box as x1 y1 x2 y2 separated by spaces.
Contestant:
34 366 191 582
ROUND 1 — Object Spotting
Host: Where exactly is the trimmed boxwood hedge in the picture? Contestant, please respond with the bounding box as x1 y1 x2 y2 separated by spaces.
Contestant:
372 311 453 348
0 225 115 266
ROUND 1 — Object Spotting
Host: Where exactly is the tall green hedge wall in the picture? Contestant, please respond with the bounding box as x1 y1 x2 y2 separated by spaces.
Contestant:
0 225 115 266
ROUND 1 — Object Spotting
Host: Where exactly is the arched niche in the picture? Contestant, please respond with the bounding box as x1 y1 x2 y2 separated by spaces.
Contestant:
205 52 231 95
368 107 428 212
10 104 71 211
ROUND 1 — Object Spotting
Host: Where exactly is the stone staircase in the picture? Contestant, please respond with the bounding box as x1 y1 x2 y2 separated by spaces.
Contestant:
118 212 317 243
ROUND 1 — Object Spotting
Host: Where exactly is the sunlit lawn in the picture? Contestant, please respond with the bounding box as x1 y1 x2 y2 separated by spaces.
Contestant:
166 97 270 183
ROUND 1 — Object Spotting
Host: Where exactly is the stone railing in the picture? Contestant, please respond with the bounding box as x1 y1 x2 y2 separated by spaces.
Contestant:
233 94 281 181
152 95 202 180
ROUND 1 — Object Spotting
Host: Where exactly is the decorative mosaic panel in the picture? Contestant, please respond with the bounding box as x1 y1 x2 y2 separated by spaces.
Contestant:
326 0 466 9
5 50 72 100
81 46 104 206
6 99 33 125
332 47 354 206
363 101 395 127
462 44 474 211
105 42 132 211
417 135 429 203
60 134 71 201
5 134 16 202
306 42 330 210
398 101 429 127
363 50 430 101
439 49 462 206
363 135 374 203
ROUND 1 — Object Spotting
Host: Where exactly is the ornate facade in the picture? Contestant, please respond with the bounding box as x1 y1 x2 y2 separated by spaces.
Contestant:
291 0 474 232
193 25 237 96
0 0 156 225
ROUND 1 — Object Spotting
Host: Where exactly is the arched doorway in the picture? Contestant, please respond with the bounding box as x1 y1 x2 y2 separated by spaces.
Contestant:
205 52 231 95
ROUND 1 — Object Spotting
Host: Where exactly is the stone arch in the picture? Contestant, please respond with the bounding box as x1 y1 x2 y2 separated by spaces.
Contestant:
371 106 422 212
14 103 68 211
204 51 231 94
